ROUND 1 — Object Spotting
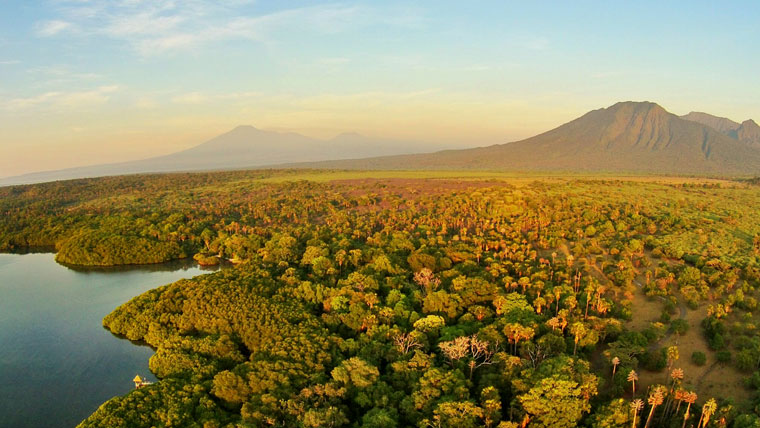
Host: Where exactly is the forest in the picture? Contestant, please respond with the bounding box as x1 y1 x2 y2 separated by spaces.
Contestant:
2 170 760 427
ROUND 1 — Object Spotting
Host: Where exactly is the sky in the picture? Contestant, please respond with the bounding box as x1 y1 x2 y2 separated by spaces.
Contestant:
1 1 759 177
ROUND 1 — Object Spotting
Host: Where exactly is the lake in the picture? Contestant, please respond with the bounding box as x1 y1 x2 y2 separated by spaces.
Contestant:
0 253 218 428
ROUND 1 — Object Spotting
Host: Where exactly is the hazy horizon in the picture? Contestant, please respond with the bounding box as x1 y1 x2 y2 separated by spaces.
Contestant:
2 1 760 177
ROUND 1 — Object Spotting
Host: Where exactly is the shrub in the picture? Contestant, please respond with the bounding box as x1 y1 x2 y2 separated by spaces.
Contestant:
716 350 732 363
736 350 757 371
691 351 707 366
708 334 726 351
641 348 667 371
670 319 689 335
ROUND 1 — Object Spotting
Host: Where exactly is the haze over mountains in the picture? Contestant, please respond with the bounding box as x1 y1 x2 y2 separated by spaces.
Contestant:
301 102 760 175
2 101 760 186
0 129 449 185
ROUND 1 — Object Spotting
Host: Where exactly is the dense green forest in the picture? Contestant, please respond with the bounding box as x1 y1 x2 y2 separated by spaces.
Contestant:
3 170 760 427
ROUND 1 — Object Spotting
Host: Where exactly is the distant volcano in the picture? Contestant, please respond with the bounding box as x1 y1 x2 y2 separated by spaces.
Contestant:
301 101 760 175
0 127 444 185
4 101 760 186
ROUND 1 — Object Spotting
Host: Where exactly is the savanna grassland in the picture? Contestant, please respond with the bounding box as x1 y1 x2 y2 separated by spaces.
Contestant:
2 170 760 428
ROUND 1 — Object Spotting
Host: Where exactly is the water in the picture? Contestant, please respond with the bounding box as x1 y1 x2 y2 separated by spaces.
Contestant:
0 253 219 428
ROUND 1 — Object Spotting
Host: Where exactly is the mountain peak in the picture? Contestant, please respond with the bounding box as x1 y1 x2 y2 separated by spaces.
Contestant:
228 125 262 133
737 119 760 147
603 101 670 122
608 100 665 112
680 112 741 133
307 100 760 174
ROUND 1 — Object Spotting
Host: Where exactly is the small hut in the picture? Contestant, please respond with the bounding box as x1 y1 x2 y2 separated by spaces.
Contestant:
133 375 153 388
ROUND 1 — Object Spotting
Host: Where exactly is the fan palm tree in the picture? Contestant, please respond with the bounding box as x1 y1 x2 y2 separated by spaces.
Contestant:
627 370 639 396
644 386 665 428
681 392 697 428
697 398 717 428
630 399 644 428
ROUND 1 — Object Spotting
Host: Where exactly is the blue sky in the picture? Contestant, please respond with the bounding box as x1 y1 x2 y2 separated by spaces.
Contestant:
1 1 759 176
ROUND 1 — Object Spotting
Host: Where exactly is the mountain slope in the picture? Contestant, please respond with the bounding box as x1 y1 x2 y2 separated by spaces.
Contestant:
0 127 444 185
737 119 760 147
300 102 760 174
681 112 760 148
681 112 740 133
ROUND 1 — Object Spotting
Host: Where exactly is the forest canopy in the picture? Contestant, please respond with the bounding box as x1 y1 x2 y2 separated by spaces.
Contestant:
2 170 760 427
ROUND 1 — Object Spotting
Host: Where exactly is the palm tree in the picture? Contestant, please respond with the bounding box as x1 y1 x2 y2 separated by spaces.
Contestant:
644 386 665 428
570 322 587 356
681 392 697 428
630 399 644 428
612 356 621 378
673 389 685 417
697 398 717 428
664 368 684 417
666 346 680 380
628 370 639 396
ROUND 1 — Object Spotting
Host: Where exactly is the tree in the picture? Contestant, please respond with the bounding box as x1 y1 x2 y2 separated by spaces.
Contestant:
480 386 502 428
591 398 631 428
518 377 593 428
697 398 717 428
413 315 446 334
414 268 441 295
361 408 398 428
570 322 587 356
666 346 680 378
331 357 379 389
681 392 697 428
630 399 644 428
211 370 251 405
644 386 664 428
393 332 422 355
430 401 485 428
627 370 638 396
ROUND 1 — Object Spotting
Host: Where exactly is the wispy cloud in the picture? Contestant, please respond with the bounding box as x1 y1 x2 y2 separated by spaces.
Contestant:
36 20 73 36
35 1 417 56
171 92 207 105
0 60 21 65
3 85 120 111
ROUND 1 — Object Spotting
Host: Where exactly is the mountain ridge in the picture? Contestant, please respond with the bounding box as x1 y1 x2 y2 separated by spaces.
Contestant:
0 128 448 185
3 101 760 186
681 111 760 148
293 101 760 175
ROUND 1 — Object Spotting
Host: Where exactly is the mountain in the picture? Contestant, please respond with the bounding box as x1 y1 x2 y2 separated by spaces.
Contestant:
5 101 760 185
680 112 740 133
0 127 446 186
681 112 760 148
736 119 760 147
297 101 760 175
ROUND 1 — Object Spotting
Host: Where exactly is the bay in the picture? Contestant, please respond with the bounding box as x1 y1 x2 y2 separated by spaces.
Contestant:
0 253 218 428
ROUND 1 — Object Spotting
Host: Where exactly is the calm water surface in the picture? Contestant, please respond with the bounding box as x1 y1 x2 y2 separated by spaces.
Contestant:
0 253 218 428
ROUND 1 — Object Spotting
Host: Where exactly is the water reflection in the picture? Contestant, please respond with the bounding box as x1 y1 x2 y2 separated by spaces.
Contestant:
0 253 222 428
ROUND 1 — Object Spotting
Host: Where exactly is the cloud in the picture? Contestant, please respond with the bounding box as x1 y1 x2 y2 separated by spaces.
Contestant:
36 20 73 36
35 2 424 56
3 85 120 111
171 92 207 105
0 60 21 65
